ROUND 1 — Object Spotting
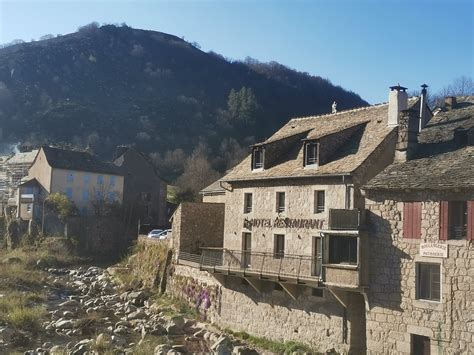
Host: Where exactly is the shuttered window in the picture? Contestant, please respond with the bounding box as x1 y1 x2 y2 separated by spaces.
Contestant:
439 201 473 240
403 202 422 239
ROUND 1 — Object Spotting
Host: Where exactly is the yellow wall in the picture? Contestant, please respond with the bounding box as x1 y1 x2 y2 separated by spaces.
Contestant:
50 168 124 211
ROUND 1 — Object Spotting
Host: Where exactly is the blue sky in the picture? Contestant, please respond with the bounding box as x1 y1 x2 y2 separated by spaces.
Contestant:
0 0 472 103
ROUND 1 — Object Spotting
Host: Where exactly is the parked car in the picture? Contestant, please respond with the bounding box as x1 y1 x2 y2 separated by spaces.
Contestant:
147 229 163 238
156 229 172 240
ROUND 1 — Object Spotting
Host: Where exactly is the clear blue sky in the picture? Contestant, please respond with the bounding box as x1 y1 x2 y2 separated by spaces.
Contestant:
0 0 472 103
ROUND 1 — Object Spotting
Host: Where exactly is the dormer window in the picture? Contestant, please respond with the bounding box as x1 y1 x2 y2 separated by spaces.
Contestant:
304 141 318 167
252 147 264 170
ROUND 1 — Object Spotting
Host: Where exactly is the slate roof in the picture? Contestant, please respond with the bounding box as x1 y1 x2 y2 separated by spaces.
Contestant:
6 150 39 166
200 179 225 194
222 98 419 182
41 146 122 175
365 96 474 191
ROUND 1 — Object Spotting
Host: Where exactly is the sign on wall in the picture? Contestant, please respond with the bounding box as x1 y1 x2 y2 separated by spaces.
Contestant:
419 243 448 258
243 217 324 230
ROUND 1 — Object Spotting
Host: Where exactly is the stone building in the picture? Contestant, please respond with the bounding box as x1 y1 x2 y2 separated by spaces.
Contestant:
170 86 430 353
113 146 168 227
200 179 226 203
363 96 474 354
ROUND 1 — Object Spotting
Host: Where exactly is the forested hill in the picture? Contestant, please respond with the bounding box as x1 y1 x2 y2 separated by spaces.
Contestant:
0 23 367 184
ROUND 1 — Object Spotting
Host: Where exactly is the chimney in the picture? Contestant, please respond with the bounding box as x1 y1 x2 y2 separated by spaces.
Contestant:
419 84 430 131
395 109 419 162
388 84 408 127
444 96 457 110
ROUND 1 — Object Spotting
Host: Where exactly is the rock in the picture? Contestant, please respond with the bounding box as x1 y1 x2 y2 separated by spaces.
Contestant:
49 345 66 354
42 342 53 349
0 327 15 342
96 333 112 348
149 324 167 336
193 329 206 338
171 345 187 353
154 344 172 355
36 258 49 269
233 346 258 355
127 291 148 306
63 310 75 319
112 335 127 347
127 309 146 320
55 319 74 329
211 335 233 355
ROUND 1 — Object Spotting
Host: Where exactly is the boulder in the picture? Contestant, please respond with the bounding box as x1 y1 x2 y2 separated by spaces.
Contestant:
55 319 74 329
96 333 112 348
211 335 233 355
49 345 66 354
0 327 15 342
154 344 172 355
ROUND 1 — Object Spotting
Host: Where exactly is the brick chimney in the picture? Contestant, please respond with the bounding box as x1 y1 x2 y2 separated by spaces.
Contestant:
388 85 408 127
444 96 457 110
395 109 419 162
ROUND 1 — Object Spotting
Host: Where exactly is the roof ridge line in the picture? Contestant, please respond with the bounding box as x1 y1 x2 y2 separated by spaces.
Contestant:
290 96 419 122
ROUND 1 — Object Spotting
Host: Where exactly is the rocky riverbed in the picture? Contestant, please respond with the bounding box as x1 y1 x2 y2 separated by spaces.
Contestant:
0 266 258 355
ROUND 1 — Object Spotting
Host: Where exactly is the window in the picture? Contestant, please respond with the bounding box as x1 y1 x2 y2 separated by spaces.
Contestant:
65 187 73 200
109 175 116 187
97 175 104 185
252 147 264 170
417 263 440 302
448 201 467 239
23 187 34 194
26 204 32 213
66 172 74 183
328 235 357 264
274 234 285 259
314 190 325 213
108 191 117 203
276 192 285 213
242 232 252 267
440 201 473 240
403 202 422 239
411 334 431 355
304 141 318 166
244 193 253 213
83 174 90 185
82 190 89 201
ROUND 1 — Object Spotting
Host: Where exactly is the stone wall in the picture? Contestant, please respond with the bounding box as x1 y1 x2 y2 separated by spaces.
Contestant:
167 264 353 354
365 191 474 354
171 202 224 255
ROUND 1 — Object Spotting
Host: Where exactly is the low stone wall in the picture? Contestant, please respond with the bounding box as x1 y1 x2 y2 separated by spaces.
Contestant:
167 264 354 354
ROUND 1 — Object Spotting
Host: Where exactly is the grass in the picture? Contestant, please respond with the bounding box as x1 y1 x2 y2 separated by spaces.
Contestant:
0 291 46 332
133 335 169 355
223 328 318 354
0 236 86 333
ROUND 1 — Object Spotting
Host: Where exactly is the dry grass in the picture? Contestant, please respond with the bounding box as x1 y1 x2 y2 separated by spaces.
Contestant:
116 240 169 289
0 291 46 332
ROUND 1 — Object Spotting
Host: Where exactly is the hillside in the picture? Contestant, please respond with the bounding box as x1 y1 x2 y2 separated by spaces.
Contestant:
0 23 367 182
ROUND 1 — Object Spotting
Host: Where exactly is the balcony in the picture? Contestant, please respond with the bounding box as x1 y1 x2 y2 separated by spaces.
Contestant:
179 248 322 287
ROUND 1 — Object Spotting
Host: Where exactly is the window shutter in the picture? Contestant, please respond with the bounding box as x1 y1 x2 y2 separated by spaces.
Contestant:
439 201 449 240
467 201 474 241
403 202 421 239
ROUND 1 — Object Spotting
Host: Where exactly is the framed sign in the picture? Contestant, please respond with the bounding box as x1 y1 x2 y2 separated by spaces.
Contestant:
420 243 448 258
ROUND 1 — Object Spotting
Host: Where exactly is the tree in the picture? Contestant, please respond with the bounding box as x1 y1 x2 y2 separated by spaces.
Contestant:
45 193 77 220
175 144 220 202
227 87 260 125
431 76 474 107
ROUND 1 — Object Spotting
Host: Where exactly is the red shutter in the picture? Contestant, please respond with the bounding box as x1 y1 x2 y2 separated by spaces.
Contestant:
467 201 474 241
403 202 412 238
439 201 449 240
403 202 421 239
